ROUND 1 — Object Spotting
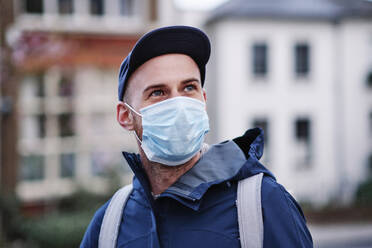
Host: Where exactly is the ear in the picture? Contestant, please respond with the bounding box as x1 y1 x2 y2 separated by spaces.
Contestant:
117 102 135 131
202 89 207 103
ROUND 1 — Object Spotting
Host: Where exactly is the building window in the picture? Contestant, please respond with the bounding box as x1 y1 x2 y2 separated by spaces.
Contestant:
20 155 44 181
22 73 45 98
294 118 312 168
252 43 268 77
295 118 310 143
90 0 104 15
37 114 46 138
295 43 310 77
58 0 73 14
253 118 269 144
58 113 75 137
58 73 74 97
120 0 134 16
24 0 43 14
367 71 372 88
35 73 45 97
60 153 75 178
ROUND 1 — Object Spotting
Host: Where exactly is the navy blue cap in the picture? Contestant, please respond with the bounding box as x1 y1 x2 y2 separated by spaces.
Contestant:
118 25 211 100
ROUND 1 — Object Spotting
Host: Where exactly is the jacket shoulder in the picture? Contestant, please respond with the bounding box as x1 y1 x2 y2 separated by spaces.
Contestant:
261 176 313 248
80 200 110 248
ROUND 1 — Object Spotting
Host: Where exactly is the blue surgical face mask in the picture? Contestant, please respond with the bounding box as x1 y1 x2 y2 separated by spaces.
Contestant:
125 96 210 166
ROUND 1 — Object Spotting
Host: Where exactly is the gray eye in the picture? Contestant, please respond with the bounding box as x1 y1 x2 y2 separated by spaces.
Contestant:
150 90 164 97
185 85 196 91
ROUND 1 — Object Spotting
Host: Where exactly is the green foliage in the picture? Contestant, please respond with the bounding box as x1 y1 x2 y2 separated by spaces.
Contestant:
20 189 110 247
0 193 25 241
58 189 109 212
355 179 372 206
0 188 114 247
0 163 126 247
20 211 93 248
355 154 372 206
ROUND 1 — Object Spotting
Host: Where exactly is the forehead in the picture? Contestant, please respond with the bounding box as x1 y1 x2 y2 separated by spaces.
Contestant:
126 54 200 95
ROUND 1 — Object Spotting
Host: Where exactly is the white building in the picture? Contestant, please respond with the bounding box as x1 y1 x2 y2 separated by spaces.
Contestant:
204 0 372 206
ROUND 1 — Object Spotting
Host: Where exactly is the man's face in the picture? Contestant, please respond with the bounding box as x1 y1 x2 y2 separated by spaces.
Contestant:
119 53 207 138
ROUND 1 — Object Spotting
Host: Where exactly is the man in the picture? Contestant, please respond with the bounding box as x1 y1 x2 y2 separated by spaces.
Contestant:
80 26 313 248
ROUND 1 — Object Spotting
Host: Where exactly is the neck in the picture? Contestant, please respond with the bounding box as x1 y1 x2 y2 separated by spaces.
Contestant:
139 149 201 195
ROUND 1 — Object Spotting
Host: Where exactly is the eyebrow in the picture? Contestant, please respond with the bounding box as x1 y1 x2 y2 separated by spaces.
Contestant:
142 83 167 95
142 78 201 95
181 77 200 85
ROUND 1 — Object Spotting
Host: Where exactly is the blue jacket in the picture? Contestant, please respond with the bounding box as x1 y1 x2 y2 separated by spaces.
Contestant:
81 128 313 247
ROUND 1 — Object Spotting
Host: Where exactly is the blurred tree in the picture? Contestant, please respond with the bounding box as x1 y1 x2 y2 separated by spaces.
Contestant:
0 0 19 243
0 194 24 242
0 0 18 194
355 154 372 206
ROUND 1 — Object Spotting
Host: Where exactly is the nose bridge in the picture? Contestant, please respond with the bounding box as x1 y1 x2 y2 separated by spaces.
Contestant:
169 85 182 98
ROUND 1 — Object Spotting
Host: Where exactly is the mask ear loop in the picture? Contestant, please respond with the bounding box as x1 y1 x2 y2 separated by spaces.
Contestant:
124 102 143 144
124 102 142 116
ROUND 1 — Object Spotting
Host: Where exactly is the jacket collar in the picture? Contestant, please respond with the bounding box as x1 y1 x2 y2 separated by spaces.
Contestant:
122 128 274 211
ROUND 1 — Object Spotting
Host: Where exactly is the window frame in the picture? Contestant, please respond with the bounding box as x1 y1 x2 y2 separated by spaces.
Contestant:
90 0 104 16
60 153 76 178
252 42 268 78
119 0 134 16
294 42 310 77
293 117 313 169
58 0 74 15
23 0 44 14
20 154 45 181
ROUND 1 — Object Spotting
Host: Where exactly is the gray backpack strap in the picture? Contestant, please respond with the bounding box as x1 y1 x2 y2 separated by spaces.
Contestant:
237 173 264 248
98 184 133 248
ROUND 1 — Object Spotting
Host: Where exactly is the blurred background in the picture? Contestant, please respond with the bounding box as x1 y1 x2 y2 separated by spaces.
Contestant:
0 0 372 247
